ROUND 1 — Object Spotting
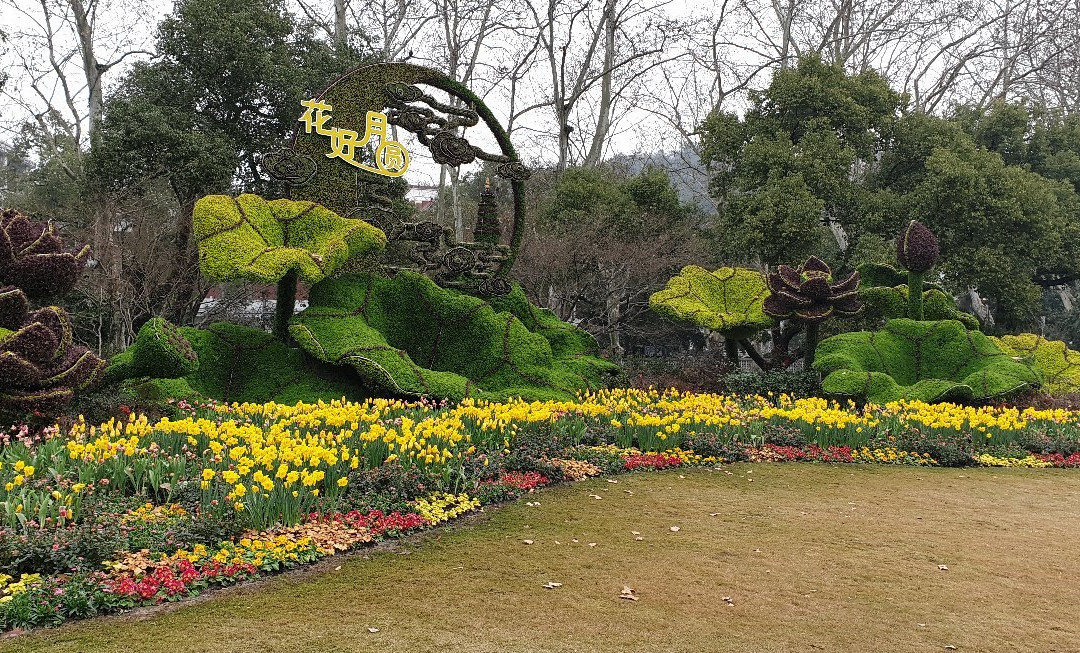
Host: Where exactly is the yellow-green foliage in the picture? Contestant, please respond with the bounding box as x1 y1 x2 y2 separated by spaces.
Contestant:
814 319 1041 404
290 271 616 402
992 334 1080 395
192 194 386 283
649 266 775 339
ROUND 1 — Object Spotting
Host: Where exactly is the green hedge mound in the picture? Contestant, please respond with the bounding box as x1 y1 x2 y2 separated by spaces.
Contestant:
992 334 1080 396
859 285 980 330
814 319 1041 404
649 266 774 339
289 271 616 402
123 322 365 405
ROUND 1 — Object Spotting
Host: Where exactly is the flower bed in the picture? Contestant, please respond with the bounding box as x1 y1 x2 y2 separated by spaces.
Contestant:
0 389 1078 630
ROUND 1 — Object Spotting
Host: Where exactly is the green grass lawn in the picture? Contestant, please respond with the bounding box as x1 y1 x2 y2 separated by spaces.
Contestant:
4 464 1079 653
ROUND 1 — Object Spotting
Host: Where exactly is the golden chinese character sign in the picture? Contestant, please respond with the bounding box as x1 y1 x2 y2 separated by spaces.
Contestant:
299 99 410 177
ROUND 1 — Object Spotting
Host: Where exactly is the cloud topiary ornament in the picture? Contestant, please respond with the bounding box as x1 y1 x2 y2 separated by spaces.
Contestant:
193 194 387 338
649 266 774 363
992 334 1080 396
289 271 616 402
814 318 1040 404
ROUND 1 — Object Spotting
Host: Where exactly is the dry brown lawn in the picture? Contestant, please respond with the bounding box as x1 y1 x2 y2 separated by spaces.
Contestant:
2 464 1078 653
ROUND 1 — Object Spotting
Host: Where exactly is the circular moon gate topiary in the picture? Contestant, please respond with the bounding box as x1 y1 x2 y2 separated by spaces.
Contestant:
283 62 530 296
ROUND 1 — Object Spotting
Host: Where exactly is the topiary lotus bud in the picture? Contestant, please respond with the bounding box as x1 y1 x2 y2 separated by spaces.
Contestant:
896 220 939 273
0 209 90 298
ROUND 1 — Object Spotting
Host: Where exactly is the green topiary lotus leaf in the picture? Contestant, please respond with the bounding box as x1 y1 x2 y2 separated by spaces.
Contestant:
289 271 616 402
992 334 1080 396
192 193 386 284
859 285 980 330
813 319 1041 404
649 266 775 339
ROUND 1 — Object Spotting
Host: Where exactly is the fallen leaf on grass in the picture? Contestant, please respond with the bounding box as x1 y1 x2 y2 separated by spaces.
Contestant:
607 479 618 484
635 537 644 541
588 494 603 500
620 586 638 601
722 596 734 606
709 512 721 517
588 542 598 547
669 526 681 532
631 531 640 535
938 565 949 571
623 490 634 495
944 646 957 650
543 582 563 589
334 565 342 571
554 540 561 545
367 627 380 633
523 540 534 545
572 538 579 543
678 475 685 479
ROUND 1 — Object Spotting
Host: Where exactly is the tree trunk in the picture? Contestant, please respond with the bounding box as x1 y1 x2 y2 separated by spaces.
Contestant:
334 0 348 49
274 269 298 341
583 0 616 167
69 0 103 139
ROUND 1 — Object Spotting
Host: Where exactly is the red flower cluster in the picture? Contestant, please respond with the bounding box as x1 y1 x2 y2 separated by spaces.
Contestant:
757 444 854 462
497 471 549 491
1036 452 1080 468
314 509 429 537
105 559 255 604
623 453 683 471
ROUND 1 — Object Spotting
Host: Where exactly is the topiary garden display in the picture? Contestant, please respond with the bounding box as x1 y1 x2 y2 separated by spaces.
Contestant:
0 210 104 413
992 334 1080 396
103 64 612 405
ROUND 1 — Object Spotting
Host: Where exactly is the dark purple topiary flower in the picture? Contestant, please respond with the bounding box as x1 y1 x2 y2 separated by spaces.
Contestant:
896 220 939 274
0 209 90 298
763 256 862 323
0 305 104 412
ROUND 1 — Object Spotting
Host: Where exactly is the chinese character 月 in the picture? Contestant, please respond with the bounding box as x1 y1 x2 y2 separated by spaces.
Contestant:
298 99 410 178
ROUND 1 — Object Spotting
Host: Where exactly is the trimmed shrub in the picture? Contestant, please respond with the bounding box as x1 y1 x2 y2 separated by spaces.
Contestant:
290 271 616 402
649 266 774 339
105 318 198 384
814 318 1041 404
859 285 980 330
992 334 1080 396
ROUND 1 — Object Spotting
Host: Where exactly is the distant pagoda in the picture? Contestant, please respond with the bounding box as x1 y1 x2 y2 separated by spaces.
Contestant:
472 177 501 245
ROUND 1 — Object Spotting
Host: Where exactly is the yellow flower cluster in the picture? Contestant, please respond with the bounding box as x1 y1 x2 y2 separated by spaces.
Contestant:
123 502 187 524
0 573 42 603
413 492 480 524
975 453 1052 468
851 447 936 465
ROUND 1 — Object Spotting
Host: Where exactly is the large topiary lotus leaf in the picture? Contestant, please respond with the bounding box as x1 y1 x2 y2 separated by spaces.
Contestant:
0 306 104 411
192 194 387 284
814 319 1041 404
122 322 367 405
290 271 616 402
992 334 1080 396
0 209 90 298
859 285 980 330
649 266 775 339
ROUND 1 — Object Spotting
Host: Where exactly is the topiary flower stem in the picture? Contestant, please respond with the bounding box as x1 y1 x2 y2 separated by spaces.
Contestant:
724 337 740 368
804 321 819 370
274 270 298 341
907 270 925 320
